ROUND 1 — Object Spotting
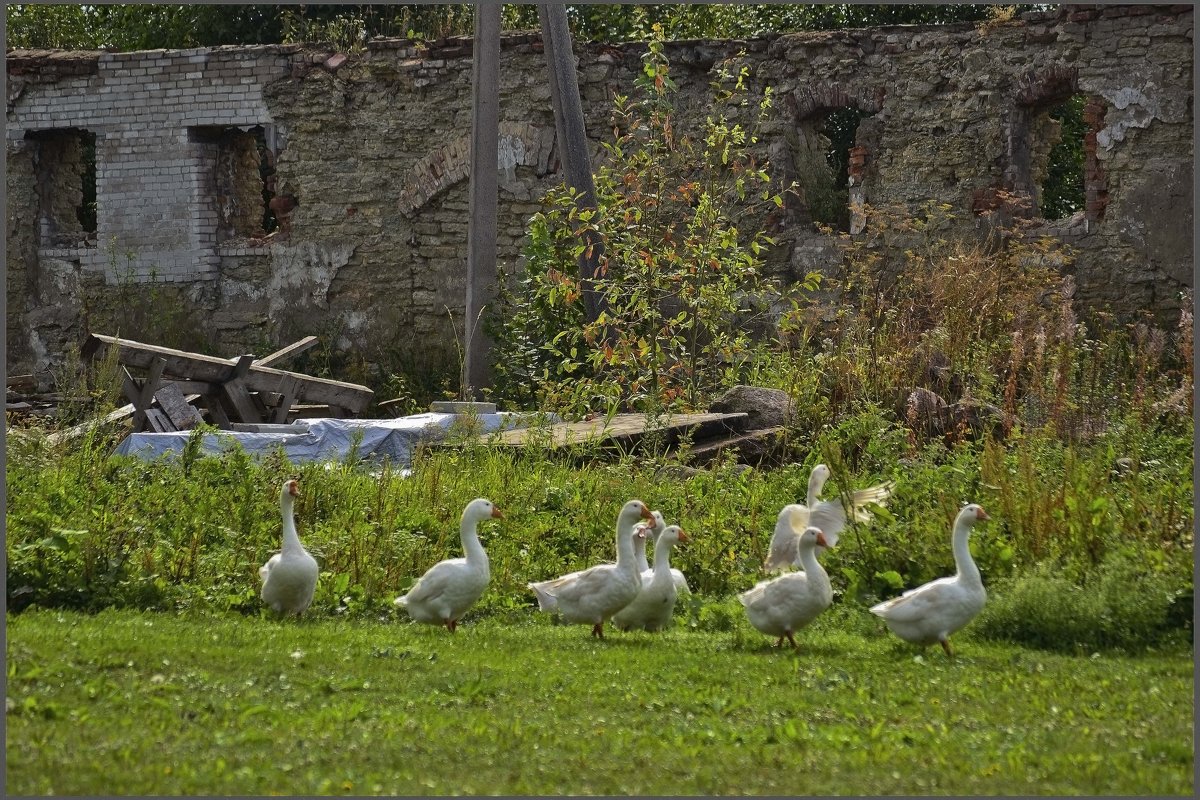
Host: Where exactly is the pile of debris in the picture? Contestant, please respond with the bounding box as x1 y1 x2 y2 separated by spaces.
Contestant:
15 333 375 444
5 374 87 420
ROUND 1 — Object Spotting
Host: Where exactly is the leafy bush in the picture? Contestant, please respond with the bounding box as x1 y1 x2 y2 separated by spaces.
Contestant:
975 552 1192 652
491 32 797 417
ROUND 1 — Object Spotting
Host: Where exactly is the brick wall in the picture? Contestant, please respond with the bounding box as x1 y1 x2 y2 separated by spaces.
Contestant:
6 5 1193 383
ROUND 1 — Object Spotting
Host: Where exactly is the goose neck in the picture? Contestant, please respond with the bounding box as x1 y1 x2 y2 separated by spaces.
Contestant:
281 495 303 554
460 515 488 566
952 518 982 586
634 533 650 574
797 541 830 592
807 470 827 507
652 537 674 578
615 523 638 573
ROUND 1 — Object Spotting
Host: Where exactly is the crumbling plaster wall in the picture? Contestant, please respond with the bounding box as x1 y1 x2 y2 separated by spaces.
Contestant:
5 4 1193 383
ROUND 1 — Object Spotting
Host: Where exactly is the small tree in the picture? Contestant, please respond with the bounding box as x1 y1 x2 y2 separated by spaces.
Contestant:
492 31 793 417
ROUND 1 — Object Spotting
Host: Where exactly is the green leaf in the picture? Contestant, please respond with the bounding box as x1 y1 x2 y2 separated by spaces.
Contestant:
875 570 905 590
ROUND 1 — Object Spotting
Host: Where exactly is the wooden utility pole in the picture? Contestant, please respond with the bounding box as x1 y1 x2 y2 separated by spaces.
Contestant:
463 3 501 399
538 3 607 325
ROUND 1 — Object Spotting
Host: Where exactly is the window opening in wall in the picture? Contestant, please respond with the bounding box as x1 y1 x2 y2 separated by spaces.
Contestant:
25 128 97 247
794 106 871 233
256 132 279 235
824 107 871 199
189 125 277 242
1039 94 1087 220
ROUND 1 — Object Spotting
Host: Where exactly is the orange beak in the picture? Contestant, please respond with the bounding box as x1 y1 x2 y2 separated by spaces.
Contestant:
288 481 300 498
676 529 689 543
491 507 504 519
815 531 829 548
976 508 990 521
640 505 654 521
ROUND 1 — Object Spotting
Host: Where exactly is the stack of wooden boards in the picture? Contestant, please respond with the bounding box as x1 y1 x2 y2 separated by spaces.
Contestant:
52 333 374 441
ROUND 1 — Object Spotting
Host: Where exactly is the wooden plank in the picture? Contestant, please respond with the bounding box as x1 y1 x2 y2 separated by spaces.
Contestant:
227 354 255 381
218 378 263 424
83 334 374 413
155 382 204 431
159 379 216 395
227 421 311 434
685 426 785 465
122 359 165 433
270 374 301 424
45 404 136 445
202 394 231 429
377 398 409 417
256 336 318 368
6 374 36 392
493 412 749 449
144 407 174 433
287 404 335 420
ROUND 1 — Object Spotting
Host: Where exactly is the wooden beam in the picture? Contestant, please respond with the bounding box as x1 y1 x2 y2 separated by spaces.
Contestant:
270 374 302 424
84 334 374 413
493 412 749 449
539 4 606 326
155 383 205 431
256 335 318 367
227 354 256 381
6 374 36 392
123 358 166 432
463 3 501 399
144 407 174 433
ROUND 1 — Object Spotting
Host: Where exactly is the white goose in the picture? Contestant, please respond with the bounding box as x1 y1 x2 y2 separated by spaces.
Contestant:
529 499 654 638
740 511 833 648
870 504 990 657
634 511 690 595
395 498 503 633
613 524 689 632
259 478 320 616
763 463 893 572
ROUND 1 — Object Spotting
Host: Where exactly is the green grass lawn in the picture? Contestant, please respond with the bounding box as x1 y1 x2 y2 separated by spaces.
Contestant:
5 607 1193 795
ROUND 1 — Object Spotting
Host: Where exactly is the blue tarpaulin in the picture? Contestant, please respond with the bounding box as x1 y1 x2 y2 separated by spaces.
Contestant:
113 412 547 466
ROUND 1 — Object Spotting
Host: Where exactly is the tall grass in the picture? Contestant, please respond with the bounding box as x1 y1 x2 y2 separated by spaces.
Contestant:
5 183 1193 654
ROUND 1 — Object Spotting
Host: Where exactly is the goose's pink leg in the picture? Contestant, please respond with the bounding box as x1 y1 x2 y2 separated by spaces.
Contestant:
591 623 605 639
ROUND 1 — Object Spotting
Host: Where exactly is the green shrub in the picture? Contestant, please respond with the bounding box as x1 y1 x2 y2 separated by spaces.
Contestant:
975 552 1192 652
490 31 797 416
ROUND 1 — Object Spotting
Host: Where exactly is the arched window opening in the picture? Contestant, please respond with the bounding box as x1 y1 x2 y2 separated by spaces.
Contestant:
1011 67 1107 226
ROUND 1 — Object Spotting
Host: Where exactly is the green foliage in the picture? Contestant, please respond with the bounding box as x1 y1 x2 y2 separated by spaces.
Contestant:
560 4 1004 42
1041 94 1087 220
492 35 793 416
5 4 1033 51
5 4 288 50
976 553 1192 652
80 238 220 359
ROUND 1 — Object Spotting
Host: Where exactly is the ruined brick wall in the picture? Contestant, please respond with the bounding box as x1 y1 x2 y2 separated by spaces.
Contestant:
6 5 1193 384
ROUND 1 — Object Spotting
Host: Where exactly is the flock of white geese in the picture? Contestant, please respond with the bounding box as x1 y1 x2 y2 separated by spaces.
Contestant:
259 466 992 656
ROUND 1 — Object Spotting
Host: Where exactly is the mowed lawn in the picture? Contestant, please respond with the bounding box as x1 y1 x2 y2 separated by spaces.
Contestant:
5 608 1193 796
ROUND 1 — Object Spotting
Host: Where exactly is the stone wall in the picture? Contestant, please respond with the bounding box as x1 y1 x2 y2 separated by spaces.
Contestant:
6 5 1193 385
